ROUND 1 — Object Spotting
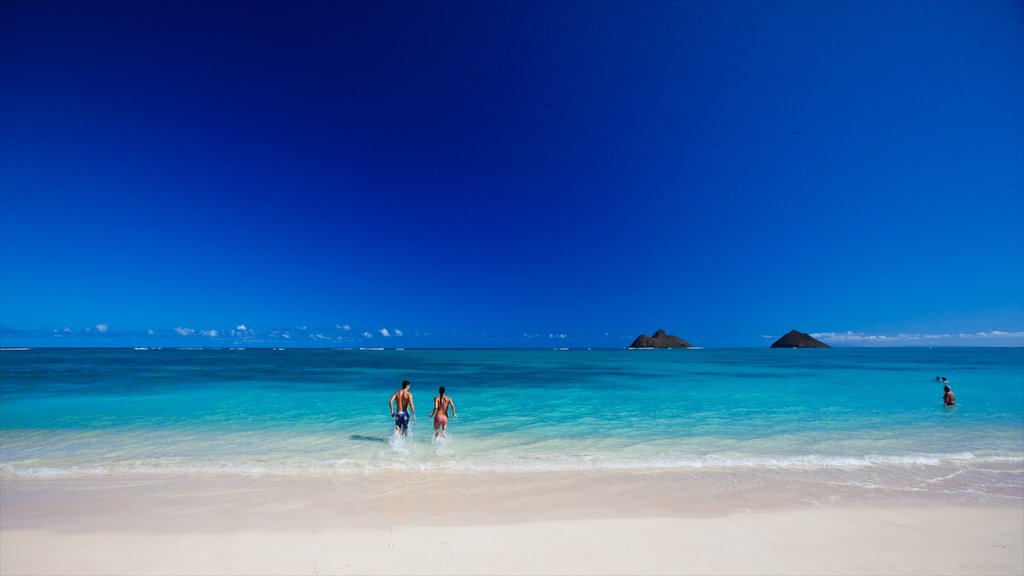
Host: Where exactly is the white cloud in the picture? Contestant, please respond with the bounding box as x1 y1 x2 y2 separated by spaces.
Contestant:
175 327 195 336
281 332 291 339
961 330 1024 338
200 329 219 337
812 330 1024 345
236 324 247 331
298 325 308 331
336 324 351 331
395 329 403 337
310 333 328 340
549 333 567 339
812 331 947 344
63 326 72 333
95 324 109 333
362 331 373 338
147 329 155 336
379 328 391 337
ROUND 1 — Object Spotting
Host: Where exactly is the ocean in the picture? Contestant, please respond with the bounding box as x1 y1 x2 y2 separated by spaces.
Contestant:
1 347 1021 503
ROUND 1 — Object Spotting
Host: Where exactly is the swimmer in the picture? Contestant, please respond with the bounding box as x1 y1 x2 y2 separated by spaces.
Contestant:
429 386 457 439
943 384 956 406
387 380 416 437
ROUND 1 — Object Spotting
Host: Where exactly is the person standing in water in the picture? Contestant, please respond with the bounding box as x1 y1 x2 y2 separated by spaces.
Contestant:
429 386 457 439
388 380 416 436
943 384 956 406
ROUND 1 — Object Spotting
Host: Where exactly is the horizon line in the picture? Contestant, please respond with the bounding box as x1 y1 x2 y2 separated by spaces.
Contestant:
3 345 1022 351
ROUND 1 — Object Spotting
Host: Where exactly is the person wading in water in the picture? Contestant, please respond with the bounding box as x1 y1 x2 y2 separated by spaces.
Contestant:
388 380 416 437
429 386 457 439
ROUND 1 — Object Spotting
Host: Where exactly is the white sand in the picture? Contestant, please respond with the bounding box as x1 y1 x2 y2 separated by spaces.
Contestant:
2 472 1021 575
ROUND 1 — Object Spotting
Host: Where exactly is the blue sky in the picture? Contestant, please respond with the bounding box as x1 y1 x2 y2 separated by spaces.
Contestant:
1 0 1022 348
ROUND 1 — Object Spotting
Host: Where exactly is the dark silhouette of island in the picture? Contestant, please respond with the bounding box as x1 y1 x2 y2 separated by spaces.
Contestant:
628 329 692 349
770 330 830 348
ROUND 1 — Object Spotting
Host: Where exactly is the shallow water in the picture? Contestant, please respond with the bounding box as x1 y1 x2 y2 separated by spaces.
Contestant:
1 347 1021 501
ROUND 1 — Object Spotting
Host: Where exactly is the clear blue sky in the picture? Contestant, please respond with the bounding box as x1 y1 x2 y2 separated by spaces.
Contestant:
2 0 1022 348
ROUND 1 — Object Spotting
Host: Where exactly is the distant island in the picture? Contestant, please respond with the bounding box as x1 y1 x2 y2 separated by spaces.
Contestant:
770 330 830 348
628 329 692 349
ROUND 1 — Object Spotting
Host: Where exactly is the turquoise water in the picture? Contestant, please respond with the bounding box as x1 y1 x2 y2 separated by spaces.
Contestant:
1 348 1022 493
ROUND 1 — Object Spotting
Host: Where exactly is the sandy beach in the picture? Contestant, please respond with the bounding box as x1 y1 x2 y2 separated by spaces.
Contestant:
3 470 1021 575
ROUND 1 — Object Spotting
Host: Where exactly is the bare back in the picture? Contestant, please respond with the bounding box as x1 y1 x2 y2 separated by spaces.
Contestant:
434 395 451 416
393 390 412 412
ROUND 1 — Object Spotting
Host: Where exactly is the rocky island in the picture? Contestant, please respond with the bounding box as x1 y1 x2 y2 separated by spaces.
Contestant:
628 329 692 349
770 330 830 348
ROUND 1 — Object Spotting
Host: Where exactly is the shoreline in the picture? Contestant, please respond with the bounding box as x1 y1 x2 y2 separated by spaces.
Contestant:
4 465 1022 529
3 470 1022 575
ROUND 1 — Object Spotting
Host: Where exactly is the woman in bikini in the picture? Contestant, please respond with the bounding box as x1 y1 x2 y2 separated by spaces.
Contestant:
430 386 457 439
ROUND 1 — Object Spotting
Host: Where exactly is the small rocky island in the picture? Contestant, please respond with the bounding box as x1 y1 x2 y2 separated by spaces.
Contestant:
628 329 692 349
770 330 830 348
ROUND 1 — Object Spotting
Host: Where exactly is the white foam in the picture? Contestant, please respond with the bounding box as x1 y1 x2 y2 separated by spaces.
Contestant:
3 451 1018 479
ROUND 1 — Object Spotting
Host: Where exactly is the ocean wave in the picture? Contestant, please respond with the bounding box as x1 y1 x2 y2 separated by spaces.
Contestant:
2 452 1020 479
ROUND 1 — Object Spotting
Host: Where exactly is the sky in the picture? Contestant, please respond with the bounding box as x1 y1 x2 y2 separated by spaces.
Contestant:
1 0 1022 348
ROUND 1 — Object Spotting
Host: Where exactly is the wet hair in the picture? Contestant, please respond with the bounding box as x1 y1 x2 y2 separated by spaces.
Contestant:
439 386 446 396
944 385 951 392
402 380 410 389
